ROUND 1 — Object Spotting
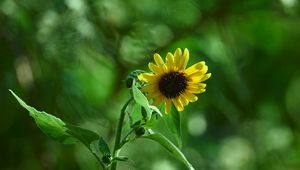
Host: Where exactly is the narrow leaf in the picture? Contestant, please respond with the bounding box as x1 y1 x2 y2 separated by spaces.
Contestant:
98 137 111 156
131 82 152 119
165 103 182 148
66 124 99 147
141 133 195 170
149 105 163 117
143 105 163 128
129 103 142 125
143 112 160 128
112 156 128 162
9 90 99 147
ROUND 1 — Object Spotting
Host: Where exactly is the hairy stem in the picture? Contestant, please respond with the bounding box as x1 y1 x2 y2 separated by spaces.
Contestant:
89 148 106 170
119 128 135 148
111 98 132 170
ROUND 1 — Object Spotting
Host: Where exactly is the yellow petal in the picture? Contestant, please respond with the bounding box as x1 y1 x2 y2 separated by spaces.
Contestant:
153 96 164 106
141 84 157 93
172 98 184 112
154 53 166 71
179 95 189 107
200 73 211 82
166 52 175 71
146 90 161 100
187 83 206 93
138 73 158 83
174 48 182 68
189 70 211 83
182 92 198 102
185 61 205 75
148 62 162 74
191 65 208 75
188 83 206 89
188 88 206 94
165 100 171 114
179 48 189 70
190 73 211 82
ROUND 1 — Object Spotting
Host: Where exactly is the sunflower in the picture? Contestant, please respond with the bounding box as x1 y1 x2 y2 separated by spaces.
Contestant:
138 48 211 113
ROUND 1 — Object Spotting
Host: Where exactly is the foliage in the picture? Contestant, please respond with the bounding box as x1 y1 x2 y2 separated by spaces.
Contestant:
1 0 300 170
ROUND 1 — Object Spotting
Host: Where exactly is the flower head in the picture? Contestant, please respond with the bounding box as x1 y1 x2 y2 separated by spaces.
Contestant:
138 48 211 113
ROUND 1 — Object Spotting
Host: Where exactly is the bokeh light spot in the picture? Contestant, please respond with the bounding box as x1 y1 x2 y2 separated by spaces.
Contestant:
152 160 177 170
219 137 254 170
188 114 207 136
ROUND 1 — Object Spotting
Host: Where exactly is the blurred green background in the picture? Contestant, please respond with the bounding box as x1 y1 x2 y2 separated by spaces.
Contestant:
1 0 300 169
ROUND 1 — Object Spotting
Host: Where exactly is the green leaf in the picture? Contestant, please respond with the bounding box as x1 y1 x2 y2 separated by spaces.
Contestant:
141 107 148 120
112 156 128 162
66 124 100 146
125 70 146 88
142 105 163 128
141 133 195 170
131 81 152 119
149 105 163 117
98 137 111 156
143 112 160 128
9 90 99 146
129 103 142 125
165 103 182 148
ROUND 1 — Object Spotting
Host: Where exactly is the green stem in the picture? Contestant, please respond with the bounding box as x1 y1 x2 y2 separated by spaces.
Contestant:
119 128 135 148
111 98 132 170
89 148 106 170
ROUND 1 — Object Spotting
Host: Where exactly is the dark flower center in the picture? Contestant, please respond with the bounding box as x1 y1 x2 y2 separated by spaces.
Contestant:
158 72 188 98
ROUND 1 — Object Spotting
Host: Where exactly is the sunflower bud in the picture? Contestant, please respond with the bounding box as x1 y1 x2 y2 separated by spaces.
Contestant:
125 70 146 88
134 126 146 136
101 155 112 164
125 77 134 88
